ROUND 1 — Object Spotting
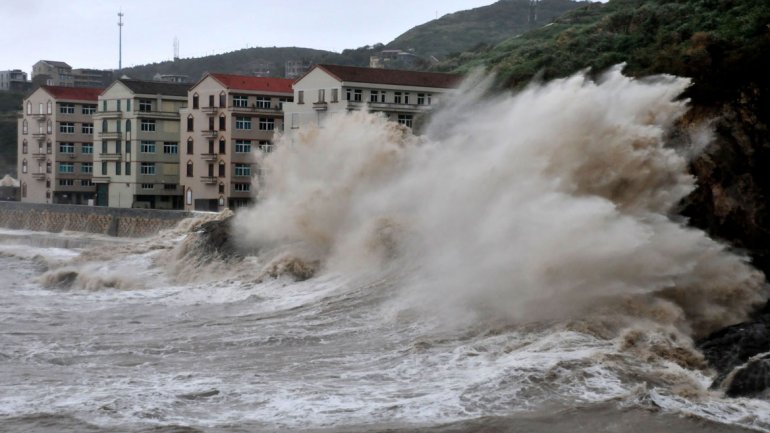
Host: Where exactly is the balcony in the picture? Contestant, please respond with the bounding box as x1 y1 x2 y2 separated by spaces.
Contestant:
32 133 47 142
91 176 110 184
32 152 47 160
94 110 122 119
201 130 218 138
134 109 179 120
99 153 122 161
31 172 46 180
312 102 328 111
99 131 122 140
201 106 219 115
200 176 217 184
228 104 281 115
30 113 46 121
200 153 218 161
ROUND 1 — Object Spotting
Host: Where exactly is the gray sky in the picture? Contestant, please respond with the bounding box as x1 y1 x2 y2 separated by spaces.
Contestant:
1 0 497 75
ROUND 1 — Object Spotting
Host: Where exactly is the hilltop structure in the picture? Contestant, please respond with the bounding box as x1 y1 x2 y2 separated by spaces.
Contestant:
17 85 102 204
181 73 293 211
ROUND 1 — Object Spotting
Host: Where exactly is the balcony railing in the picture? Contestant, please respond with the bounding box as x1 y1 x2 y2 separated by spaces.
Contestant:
201 106 219 115
228 104 281 114
99 153 122 161
32 133 46 142
91 176 110 183
312 102 328 111
30 113 46 121
32 152 47 160
134 109 179 119
31 172 46 180
200 176 217 184
94 110 122 119
200 153 218 161
201 130 218 138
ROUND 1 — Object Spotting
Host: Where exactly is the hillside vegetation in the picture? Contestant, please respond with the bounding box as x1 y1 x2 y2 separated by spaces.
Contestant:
0 93 22 177
387 0 587 58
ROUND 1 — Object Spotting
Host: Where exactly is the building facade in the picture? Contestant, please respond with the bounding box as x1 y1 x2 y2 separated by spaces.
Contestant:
181 73 293 211
0 69 29 92
92 79 189 209
282 64 462 134
32 60 74 87
17 86 102 204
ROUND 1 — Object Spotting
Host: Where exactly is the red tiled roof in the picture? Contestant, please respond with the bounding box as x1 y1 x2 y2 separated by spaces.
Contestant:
41 85 103 101
315 64 463 89
209 73 293 94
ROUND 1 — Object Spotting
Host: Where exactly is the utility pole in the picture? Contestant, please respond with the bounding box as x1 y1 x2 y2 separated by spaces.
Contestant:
118 11 124 71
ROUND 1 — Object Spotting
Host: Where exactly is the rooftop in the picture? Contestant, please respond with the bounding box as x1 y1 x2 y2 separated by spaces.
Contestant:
40 85 103 101
209 73 293 94
117 79 190 97
314 64 463 89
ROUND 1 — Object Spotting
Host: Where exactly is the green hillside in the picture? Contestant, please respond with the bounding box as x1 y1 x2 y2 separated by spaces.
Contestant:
0 92 22 177
386 0 588 58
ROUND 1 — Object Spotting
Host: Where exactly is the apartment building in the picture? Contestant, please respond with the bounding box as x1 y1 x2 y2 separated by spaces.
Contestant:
92 79 189 209
181 73 293 211
17 85 102 204
282 64 462 134
32 60 74 87
0 69 29 92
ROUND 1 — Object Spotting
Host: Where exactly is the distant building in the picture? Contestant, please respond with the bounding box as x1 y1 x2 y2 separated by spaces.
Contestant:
369 50 424 69
283 64 462 134
181 73 293 211
73 69 114 88
92 79 189 209
250 60 276 77
17 85 103 204
285 60 312 79
153 73 190 84
32 60 74 87
0 69 30 93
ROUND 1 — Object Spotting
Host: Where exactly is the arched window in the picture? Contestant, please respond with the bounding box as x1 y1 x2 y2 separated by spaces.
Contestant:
219 138 226 154
218 160 225 177
219 91 226 108
21 182 26 198
46 100 52 114
22 139 28 154
186 160 193 177
21 159 27 173
187 137 193 154
186 188 192 205
187 114 194 132
26 101 31 115
22 119 28 134
192 93 199 109
218 182 225 194
219 113 226 131
102 119 108 132
46 120 52 134
126 119 131 132
218 196 225 207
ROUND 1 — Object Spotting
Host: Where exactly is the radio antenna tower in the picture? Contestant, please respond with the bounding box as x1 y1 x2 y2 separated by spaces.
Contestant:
118 11 124 70
174 37 180 61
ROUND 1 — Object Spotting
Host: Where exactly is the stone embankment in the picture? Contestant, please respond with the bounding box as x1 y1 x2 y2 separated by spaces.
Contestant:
0 202 192 237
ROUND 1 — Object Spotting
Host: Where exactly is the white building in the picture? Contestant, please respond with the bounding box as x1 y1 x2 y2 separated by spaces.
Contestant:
282 64 462 133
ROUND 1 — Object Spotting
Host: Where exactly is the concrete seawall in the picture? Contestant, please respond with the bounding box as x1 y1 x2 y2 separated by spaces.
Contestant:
0 202 193 237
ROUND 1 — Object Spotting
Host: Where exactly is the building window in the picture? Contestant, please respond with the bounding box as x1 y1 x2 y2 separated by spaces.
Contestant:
102 119 108 133
46 141 52 153
235 117 251 130
81 162 93 173
317 89 325 103
46 120 52 134
59 162 74 173
59 179 74 186
417 93 431 105
394 92 402 104
163 142 178 154
102 100 107 111
126 99 131 112
59 143 74 153
82 105 96 114
297 90 304 104
219 92 226 107
101 141 107 154
219 183 225 194
398 114 413 128
22 119 28 134
370 90 380 103
218 161 225 177
115 161 121 175
259 118 274 131
22 140 28 154
234 163 251 177
81 179 94 187
256 96 271 109
234 183 250 192
187 115 194 132
82 143 93 154
235 140 251 153
46 100 52 114
59 103 75 114
192 94 199 109
139 99 152 112
331 89 338 103
208 116 215 131
140 163 155 175
22 159 27 173
59 122 74 134
186 161 193 177
219 139 226 154
82 123 93 134
126 119 131 133
258 141 273 153
101 161 107 175
404 93 410 104
346 89 363 102
186 188 192 205
233 95 248 108
219 114 226 130
116 140 122 153
140 141 156 153
141 183 154 190
117 100 121 111
46 161 52 173
140 119 156 131
26 102 31 115
125 162 131 176
187 137 193 154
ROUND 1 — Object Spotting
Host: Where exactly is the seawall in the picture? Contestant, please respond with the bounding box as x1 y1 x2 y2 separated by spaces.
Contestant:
0 202 193 237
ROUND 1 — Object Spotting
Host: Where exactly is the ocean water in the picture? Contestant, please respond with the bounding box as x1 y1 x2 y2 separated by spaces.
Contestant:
2 68 769 432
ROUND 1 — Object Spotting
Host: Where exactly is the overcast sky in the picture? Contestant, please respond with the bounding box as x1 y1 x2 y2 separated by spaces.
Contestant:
1 0 499 75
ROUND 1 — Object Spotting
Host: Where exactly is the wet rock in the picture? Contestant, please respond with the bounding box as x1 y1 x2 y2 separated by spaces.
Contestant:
722 353 770 398
177 389 220 400
196 216 240 259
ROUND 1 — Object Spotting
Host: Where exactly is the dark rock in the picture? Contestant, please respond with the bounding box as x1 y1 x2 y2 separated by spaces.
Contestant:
723 353 770 398
196 216 240 259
